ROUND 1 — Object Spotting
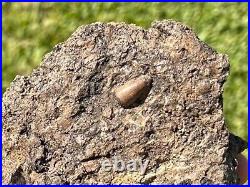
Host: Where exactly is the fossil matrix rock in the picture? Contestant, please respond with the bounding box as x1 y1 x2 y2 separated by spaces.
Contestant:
2 20 247 184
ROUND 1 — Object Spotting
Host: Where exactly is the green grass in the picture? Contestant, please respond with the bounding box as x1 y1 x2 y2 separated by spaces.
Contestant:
2 2 248 142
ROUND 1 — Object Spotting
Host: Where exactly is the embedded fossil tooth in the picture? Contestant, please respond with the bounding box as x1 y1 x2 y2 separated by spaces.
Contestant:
114 75 153 107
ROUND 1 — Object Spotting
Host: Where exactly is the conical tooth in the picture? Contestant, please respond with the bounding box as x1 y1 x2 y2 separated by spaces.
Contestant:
114 75 152 107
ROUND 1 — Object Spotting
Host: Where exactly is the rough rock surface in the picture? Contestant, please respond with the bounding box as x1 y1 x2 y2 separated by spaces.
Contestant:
2 20 247 184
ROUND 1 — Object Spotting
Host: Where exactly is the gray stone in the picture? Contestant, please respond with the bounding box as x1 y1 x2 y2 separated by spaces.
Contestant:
2 20 247 184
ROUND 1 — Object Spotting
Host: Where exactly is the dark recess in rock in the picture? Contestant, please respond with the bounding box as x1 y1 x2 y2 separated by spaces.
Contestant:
2 20 247 184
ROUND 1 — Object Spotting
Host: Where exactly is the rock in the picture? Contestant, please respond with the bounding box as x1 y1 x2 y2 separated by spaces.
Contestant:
2 20 247 184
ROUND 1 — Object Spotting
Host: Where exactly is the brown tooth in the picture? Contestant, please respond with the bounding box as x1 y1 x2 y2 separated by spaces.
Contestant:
114 75 153 107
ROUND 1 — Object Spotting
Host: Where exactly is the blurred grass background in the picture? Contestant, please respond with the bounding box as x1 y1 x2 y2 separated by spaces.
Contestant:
2 3 248 143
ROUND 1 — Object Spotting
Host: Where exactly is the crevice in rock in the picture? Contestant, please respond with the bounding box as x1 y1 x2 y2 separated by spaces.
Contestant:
10 167 26 184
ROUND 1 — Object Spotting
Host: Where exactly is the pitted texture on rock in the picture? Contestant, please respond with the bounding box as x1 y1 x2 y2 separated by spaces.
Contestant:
2 20 247 184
